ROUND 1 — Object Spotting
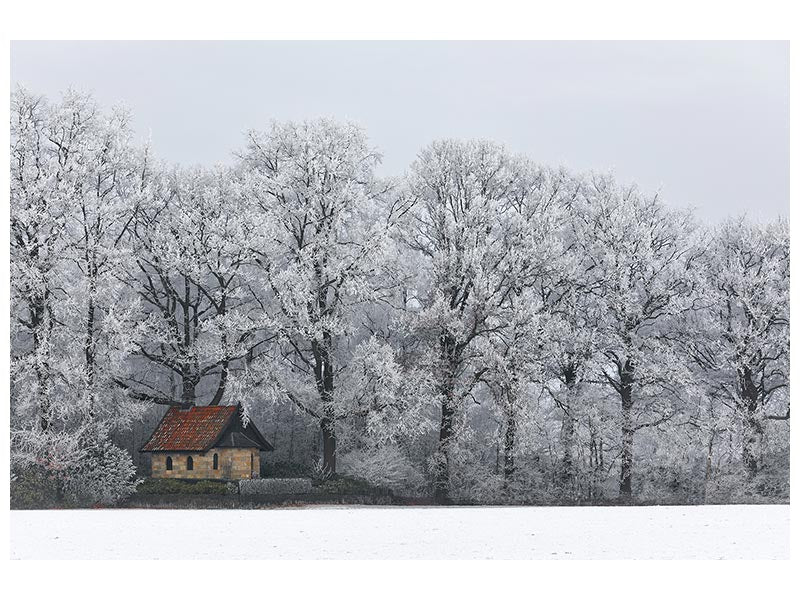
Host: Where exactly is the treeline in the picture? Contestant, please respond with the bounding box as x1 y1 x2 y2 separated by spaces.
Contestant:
10 88 789 505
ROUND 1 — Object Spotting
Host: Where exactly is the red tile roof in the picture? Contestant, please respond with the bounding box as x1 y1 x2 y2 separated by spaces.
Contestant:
141 405 238 452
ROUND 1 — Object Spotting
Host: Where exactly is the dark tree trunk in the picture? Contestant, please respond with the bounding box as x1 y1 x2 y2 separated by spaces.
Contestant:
503 411 517 482
313 326 336 475
561 365 578 494
30 295 52 432
177 277 201 406
738 367 762 479
742 417 760 479
321 415 336 474
703 429 715 502
435 392 455 502
181 371 199 405
209 360 228 406
208 294 228 406
434 334 458 503
619 359 635 501
84 267 97 416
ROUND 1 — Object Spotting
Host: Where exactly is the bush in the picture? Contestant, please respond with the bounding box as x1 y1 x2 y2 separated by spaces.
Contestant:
11 465 62 509
339 445 426 494
12 438 139 508
313 474 387 495
310 458 334 483
240 478 313 495
63 439 139 506
136 478 230 495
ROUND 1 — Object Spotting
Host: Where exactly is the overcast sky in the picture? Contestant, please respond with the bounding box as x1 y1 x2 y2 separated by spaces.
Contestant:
11 41 788 222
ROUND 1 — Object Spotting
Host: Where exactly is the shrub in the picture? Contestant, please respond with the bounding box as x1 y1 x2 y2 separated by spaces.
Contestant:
310 458 333 483
339 445 426 494
239 478 313 495
12 438 139 508
10 465 62 509
62 439 140 506
313 474 386 495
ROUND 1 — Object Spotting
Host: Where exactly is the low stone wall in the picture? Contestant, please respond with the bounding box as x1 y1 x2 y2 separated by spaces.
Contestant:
239 478 313 495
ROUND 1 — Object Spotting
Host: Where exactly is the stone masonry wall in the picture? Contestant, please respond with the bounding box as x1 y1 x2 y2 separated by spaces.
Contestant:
151 447 261 480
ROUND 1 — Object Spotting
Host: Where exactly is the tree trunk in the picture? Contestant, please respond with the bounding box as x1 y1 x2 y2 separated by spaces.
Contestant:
321 415 336 474
209 360 228 406
435 392 455 502
503 410 517 482
30 296 52 432
738 367 761 479
561 366 578 496
84 267 97 416
434 334 458 503
181 370 199 405
619 359 635 501
313 327 336 475
703 429 715 502
741 415 761 479
208 294 228 406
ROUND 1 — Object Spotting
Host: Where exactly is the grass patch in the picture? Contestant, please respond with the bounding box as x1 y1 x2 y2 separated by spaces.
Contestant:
135 478 232 495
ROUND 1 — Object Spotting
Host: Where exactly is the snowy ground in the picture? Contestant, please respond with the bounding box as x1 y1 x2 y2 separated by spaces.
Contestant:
11 504 788 559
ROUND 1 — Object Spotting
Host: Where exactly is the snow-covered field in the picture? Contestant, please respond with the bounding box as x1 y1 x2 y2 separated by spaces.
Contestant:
11 504 789 559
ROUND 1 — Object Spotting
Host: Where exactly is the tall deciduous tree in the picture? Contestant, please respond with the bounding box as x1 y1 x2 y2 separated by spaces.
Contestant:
692 218 789 480
573 176 701 500
11 88 73 433
239 119 401 474
121 164 263 407
10 88 141 502
480 165 578 484
399 139 529 501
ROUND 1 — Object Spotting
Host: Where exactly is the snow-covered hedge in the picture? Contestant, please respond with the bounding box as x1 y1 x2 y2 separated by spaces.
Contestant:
239 478 313 495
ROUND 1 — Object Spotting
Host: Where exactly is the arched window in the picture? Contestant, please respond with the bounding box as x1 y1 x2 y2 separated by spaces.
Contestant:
187 456 194 471
213 453 219 470
166 456 173 471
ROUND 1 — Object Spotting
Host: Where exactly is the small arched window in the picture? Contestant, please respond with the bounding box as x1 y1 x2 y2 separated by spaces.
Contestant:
187 456 194 471
213 453 219 470
166 456 173 471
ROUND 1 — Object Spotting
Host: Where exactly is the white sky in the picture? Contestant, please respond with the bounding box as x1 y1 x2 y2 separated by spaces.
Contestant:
11 41 789 222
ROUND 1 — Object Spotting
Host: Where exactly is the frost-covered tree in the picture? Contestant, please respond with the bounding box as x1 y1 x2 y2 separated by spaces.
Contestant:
539 222 604 495
59 100 142 424
10 88 140 503
11 88 73 433
573 176 702 500
691 218 789 481
478 165 579 484
238 119 406 474
398 139 535 501
120 164 263 407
